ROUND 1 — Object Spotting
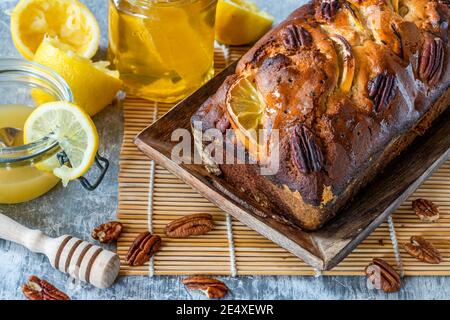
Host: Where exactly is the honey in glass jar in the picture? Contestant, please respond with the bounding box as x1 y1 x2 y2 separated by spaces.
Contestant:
0 59 73 204
108 0 218 103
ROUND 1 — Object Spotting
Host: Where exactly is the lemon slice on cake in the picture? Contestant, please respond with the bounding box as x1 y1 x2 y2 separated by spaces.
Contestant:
11 0 100 60
226 75 266 159
216 0 274 46
24 101 99 186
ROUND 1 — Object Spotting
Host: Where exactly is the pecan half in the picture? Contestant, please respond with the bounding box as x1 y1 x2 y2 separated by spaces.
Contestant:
419 37 445 86
318 0 340 21
365 258 401 293
182 276 229 299
404 236 442 264
368 71 397 112
282 25 312 50
126 232 162 266
22 276 70 300
412 198 440 222
92 221 123 243
290 125 324 174
165 214 214 238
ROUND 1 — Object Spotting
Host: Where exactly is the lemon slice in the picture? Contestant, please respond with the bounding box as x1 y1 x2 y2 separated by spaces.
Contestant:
24 101 99 187
11 0 100 60
33 36 122 116
216 0 274 46
226 75 265 158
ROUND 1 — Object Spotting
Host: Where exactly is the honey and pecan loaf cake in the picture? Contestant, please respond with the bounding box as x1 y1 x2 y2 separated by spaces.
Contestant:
192 0 450 230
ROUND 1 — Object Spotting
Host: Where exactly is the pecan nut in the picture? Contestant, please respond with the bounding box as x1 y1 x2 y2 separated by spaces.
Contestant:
92 221 123 243
404 236 442 264
290 124 324 174
182 276 229 299
419 37 445 86
282 25 312 50
165 214 214 238
365 258 401 293
22 276 70 300
412 198 440 222
368 71 397 112
126 232 162 266
318 0 340 21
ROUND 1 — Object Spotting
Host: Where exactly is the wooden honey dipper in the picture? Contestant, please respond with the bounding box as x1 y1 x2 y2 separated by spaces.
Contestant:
0 213 120 289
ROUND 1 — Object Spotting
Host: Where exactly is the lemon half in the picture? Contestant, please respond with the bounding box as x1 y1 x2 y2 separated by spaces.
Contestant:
24 101 99 186
11 0 100 60
216 0 274 46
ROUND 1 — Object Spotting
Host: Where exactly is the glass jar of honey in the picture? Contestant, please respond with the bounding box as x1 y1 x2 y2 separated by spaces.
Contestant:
0 59 73 204
108 0 218 103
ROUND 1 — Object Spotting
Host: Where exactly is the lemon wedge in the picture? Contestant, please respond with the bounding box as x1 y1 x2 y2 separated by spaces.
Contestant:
11 0 100 60
33 36 122 116
216 0 274 46
24 101 99 186
226 75 265 158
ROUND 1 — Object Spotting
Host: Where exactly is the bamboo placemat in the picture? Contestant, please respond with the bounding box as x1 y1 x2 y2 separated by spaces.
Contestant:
117 46 450 277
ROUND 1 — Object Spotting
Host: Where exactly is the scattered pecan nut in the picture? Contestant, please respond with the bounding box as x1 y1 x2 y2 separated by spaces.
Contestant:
165 214 214 238
365 258 401 293
419 36 445 86
22 276 70 300
412 198 440 222
282 25 312 50
290 124 324 174
182 276 229 299
368 71 397 112
92 221 123 243
126 232 162 266
404 236 442 264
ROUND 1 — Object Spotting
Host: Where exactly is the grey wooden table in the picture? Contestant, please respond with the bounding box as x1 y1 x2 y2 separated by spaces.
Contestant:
0 0 449 300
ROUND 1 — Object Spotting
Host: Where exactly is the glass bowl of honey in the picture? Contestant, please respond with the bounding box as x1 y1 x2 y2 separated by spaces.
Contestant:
0 59 73 204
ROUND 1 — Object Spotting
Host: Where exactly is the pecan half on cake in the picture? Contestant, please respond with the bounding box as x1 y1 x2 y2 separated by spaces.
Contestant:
192 0 450 230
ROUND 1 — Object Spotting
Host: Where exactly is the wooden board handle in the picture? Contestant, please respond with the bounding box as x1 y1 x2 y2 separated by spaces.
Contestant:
0 213 51 254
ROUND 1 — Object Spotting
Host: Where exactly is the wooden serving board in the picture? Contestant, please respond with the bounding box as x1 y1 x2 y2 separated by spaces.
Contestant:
133 61 450 271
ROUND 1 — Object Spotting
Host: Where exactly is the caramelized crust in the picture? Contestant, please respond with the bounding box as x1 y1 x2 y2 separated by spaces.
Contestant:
192 0 450 230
